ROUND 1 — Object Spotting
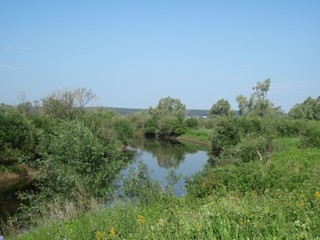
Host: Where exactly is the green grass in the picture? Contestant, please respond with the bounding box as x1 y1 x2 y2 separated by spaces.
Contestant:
178 128 211 146
11 189 320 239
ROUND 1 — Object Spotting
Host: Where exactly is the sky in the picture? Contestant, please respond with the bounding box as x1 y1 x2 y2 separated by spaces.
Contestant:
1 1 320 112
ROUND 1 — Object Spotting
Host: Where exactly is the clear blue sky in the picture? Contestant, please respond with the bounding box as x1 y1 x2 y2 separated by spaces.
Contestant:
1 1 319 111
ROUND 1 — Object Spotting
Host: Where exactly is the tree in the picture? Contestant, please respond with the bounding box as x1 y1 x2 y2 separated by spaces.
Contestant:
288 96 320 120
252 78 270 100
236 95 248 116
42 88 96 119
209 99 231 117
148 97 187 137
236 79 280 118
153 97 187 119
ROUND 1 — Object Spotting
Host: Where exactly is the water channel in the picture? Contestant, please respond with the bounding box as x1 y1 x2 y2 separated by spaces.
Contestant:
0 139 210 224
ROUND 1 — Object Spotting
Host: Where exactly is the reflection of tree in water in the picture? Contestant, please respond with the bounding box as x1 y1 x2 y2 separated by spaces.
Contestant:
134 139 198 169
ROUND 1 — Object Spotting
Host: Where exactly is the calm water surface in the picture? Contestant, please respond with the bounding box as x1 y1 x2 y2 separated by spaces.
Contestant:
127 139 210 195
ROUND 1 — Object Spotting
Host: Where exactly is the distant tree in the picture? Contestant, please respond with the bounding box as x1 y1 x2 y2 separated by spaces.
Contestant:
153 97 187 119
148 97 187 137
236 95 248 116
252 78 270 100
209 99 231 117
42 88 96 119
236 79 281 118
289 96 320 120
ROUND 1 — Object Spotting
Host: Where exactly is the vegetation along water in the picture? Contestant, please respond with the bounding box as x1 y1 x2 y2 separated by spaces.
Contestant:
1 80 320 239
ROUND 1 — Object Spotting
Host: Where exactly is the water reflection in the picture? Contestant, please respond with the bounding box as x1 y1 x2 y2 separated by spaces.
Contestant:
128 139 210 195
130 139 201 169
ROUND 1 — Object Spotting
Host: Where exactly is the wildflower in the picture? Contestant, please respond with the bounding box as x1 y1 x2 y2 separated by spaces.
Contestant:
315 191 320 200
195 223 201 232
95 230 103 240
137 214 145 224
110 227 116 237
0 236 4 240
299 201 305 207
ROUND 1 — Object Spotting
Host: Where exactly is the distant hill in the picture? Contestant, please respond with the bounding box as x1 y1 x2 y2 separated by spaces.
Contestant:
107 107 209 117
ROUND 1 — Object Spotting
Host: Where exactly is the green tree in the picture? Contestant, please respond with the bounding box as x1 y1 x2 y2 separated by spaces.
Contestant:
236 79 281 118
209 99 231 117
149 97 188 137
153 97 187 119
288 96 320 120
236 95 248 116
26 121 125 207
42 88 96 119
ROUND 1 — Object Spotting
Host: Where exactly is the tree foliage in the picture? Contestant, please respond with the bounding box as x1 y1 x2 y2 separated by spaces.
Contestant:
42 88 96 119
146 97 188 137
153 97 187 119
288 96 320 120
209 99 231 117
236 79 281 118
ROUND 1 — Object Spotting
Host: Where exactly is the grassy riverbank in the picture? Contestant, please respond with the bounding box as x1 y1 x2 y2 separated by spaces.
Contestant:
8 138 320 239
177 128 211 147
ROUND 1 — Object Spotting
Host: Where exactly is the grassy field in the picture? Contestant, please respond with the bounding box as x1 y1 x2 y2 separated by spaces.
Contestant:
7 137 320 239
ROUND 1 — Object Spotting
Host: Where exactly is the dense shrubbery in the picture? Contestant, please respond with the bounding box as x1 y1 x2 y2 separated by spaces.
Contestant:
0 105 37 166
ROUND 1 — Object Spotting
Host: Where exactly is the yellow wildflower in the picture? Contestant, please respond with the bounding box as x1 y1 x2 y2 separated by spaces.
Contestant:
299 201 305 207
95 230 103 240
110 227 116 237
195 223 201 232
315 191 320 200
137 214 145 224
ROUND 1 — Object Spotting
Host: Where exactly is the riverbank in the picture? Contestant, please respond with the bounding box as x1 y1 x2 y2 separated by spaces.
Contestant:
0 165 37 185
9 141 320 239
177 128 211 148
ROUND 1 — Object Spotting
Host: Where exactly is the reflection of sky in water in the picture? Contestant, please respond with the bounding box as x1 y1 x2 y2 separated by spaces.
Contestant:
130 147 209 196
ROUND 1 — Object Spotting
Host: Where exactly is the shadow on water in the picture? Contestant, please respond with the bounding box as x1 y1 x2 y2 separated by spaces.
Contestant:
0 178 34 224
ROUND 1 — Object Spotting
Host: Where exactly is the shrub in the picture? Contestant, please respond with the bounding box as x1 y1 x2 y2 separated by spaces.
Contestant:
185 117 199 128
0 106 36 164
300 120 320 148
210 117 242 156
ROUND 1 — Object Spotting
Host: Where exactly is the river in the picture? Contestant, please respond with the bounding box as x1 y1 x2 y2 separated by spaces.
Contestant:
0 139 210 224
127 139 210 195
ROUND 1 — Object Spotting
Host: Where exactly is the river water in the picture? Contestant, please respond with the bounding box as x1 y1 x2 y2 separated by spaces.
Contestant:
0 139 210 224
127 139 210 195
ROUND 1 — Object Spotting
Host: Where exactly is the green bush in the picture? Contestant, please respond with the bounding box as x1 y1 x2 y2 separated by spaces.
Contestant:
236 134 266 162
0 105 36 164
300 120 320 148
185 117 199 128
15 120 127 225
210 117 242 156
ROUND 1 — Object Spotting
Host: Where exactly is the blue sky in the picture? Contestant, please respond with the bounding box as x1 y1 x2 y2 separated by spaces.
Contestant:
1 1 319 111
